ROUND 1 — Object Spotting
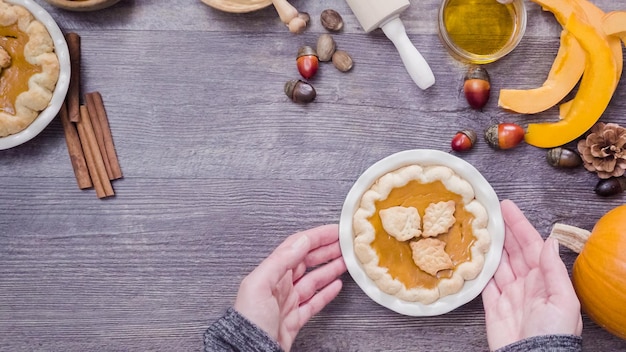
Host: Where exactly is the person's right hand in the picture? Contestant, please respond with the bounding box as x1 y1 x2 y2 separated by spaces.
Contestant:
482 200 583 350
234 224 346 352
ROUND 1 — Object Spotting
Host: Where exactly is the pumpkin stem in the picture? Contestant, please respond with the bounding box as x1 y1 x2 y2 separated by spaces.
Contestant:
549 223 590 254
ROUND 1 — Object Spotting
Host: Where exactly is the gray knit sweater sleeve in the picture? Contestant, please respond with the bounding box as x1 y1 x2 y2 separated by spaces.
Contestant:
495 334 582 352
204 309 582 352
204 307 283 352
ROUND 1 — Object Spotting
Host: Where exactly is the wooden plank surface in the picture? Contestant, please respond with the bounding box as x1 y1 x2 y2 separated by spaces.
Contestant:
2 0 626 350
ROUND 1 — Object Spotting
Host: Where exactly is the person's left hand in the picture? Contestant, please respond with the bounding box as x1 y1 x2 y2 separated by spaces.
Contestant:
234 224 347 352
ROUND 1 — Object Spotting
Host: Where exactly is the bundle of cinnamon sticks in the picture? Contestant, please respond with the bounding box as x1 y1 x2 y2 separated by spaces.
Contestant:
60 32 122 199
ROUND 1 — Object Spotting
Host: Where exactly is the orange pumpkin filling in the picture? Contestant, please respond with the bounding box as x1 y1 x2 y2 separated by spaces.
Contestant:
368 180 477 289
0 23 42 115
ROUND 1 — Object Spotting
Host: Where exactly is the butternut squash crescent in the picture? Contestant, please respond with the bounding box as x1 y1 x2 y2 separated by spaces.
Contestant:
575 0 623 77
525 14 617 148
498 30 584 114
499 0 623 116
556 2 623 119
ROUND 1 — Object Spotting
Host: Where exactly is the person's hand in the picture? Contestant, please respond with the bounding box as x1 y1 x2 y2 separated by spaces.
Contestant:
234 224 347 352
482 200 583 350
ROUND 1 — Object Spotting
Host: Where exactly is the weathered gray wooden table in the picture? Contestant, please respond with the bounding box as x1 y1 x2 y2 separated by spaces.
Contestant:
2 0 626 350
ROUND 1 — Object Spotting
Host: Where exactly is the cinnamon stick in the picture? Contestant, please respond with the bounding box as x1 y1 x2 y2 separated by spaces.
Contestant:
77 105 114 198
65 33 81 123
86 91 122 180
59 102 92 189
76 113 104 198
84 93 112 179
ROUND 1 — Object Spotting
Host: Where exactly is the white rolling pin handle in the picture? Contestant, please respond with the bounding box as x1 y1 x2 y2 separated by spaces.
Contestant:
380 17 435 90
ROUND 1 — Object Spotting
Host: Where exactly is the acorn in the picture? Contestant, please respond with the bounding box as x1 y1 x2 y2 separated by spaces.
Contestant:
485 123 524 150
284 79 316 103
296 46 319 79
594 177 626 197
546 147 583 168
464 66 490 110
451 130 477 152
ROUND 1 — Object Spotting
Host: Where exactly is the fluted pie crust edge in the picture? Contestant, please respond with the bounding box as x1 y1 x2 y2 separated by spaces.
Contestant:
352 164 491 304
0 0 60 137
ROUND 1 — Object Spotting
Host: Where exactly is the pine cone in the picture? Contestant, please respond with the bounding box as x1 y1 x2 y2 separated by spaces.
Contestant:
577 122 626 179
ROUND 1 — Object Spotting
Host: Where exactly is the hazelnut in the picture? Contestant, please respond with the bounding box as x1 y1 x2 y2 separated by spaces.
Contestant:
316 34 336 62
320 9 344 32
332 50 353 72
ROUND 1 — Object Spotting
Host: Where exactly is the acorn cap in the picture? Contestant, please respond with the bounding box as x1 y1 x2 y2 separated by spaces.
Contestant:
465 65 490 83
297 45 317 58
484 124 499 149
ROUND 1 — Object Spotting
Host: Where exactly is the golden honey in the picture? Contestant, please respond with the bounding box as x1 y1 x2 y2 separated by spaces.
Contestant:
438 0 526 64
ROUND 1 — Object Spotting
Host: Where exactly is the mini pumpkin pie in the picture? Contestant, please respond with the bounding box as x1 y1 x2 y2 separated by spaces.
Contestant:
0 0 60 137
352 164 490 304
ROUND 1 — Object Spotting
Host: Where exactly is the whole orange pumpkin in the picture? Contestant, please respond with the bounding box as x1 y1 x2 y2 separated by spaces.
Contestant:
571 204 626 339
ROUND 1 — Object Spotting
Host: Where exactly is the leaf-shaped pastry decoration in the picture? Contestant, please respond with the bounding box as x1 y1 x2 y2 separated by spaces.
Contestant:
379 206 421 241
423 200 456 237
410 238 454 276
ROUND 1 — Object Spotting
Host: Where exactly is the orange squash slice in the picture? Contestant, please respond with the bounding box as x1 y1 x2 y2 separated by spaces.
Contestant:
574 0 622 82
525 14 617 148
498 30 584 114
555 1 623 119
499 0 622 116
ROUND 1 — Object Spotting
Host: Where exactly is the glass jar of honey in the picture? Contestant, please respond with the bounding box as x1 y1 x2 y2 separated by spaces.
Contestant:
438 0 527 64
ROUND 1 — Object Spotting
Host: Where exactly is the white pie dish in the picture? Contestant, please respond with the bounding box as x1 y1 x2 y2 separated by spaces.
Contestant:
0 0 70 150
339 149 505 316
42 0 121 11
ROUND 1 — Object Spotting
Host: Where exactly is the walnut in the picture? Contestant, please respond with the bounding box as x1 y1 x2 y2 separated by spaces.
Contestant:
577 122 626 179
